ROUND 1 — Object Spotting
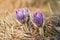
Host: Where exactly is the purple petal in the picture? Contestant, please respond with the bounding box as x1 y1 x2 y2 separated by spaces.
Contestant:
16 9 24 20
22 7 29 13
16 8 29 20
33 12 43 24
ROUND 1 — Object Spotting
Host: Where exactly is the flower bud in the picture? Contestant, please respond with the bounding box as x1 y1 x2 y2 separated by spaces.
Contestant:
33 12 43 25
16 8 30 24
16 9 24 20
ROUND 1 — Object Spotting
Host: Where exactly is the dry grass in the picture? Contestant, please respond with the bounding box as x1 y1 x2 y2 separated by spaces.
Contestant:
0 11 43 40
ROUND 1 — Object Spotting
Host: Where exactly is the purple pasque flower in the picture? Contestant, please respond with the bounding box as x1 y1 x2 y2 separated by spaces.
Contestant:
33 12 43 24
16 9 24 20
22 7 29 16
16 7 29 21
22 7 28 13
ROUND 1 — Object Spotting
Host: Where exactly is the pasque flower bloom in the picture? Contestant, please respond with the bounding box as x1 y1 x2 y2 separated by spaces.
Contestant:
16 8 30 32
33 12 43 24
16 8 29 20
16 9 24 20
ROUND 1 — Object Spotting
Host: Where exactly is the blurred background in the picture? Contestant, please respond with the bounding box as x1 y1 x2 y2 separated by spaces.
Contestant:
0 0 59 16
0 0 60 17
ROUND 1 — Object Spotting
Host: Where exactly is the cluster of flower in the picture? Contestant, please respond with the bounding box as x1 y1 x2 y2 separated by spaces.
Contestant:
15 7 43 27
